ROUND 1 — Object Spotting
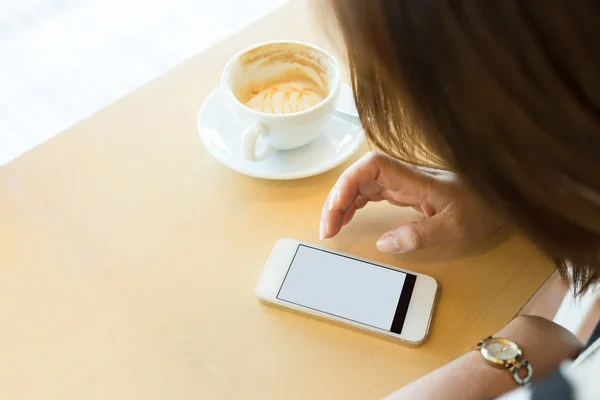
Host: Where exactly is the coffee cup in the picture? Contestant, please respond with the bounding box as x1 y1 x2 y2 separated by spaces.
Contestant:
221 41 341 162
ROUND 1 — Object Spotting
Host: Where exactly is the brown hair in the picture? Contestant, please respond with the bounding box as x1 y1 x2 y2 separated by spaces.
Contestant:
327 0 600 294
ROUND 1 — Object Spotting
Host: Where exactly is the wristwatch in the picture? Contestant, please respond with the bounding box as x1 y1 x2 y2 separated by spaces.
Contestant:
474 336 533 386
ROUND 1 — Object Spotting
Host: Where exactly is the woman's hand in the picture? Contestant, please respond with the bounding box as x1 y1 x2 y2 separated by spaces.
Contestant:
320 152 503 252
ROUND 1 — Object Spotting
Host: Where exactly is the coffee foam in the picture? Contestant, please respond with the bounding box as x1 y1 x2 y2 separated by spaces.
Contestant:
241 70 327 114
233 43 334 114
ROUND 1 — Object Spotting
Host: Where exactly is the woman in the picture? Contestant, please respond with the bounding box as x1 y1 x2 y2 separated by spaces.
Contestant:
319 1 600 399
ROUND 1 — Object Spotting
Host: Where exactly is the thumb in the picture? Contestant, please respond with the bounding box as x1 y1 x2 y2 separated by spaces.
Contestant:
376 215 452 253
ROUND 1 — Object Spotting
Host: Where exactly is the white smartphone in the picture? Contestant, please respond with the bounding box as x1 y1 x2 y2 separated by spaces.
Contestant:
256 239 439 346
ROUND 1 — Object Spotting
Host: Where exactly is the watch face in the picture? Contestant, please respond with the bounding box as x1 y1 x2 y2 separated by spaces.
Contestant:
481 338 521 364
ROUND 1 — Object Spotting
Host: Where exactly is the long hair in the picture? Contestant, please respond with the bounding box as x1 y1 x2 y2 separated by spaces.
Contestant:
327 0 600 294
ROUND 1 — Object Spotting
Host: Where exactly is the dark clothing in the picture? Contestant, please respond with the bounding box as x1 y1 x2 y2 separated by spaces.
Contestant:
584 320 600 352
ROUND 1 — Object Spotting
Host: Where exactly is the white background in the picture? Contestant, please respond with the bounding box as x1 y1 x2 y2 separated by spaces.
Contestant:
0 0 287 165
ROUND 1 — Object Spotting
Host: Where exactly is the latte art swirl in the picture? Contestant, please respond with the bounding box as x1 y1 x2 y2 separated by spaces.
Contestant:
244 80 326 114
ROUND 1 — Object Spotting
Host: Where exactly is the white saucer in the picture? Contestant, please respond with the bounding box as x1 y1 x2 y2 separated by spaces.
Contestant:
198 83 363 180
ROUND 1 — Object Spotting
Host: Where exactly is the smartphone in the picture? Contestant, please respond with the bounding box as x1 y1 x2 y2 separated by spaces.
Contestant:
256 239 439 346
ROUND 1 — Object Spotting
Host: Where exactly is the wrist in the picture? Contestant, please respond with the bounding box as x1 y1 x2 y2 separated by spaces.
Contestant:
465 348 523 398
386 316 581 400
470 315 582 396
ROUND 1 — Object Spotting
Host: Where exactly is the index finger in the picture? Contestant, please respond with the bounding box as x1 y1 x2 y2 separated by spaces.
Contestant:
320 152 430 240
330 151 429 213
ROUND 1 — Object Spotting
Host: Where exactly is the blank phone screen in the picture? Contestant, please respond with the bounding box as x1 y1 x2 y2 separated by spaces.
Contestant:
277 245 416 334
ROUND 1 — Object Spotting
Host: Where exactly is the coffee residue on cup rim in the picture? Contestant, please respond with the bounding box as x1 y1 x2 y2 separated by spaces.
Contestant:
239 43 330 87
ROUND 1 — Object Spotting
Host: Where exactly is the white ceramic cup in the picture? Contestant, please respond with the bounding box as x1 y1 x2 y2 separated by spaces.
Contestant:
221 41 341 162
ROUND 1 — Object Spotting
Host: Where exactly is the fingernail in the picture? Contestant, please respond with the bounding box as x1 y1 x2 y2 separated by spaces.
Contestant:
376 233 400 252
328 189 339 211
319 220 327 240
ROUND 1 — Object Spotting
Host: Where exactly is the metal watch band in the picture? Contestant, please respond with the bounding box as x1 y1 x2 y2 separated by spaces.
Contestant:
509 358 533 386
474 336 533 387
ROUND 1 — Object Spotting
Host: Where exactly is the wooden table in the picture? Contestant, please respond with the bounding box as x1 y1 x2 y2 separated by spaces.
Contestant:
0 2 554 399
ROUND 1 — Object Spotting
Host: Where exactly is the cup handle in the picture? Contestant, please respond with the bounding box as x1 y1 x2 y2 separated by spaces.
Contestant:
241 123 274 162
